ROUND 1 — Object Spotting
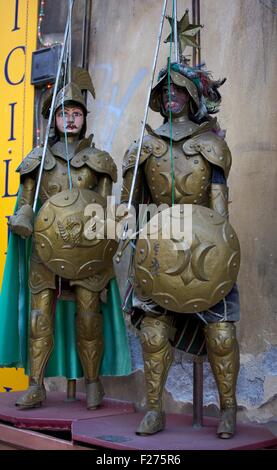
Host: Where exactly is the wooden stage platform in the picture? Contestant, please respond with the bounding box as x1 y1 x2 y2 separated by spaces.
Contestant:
0 392 276 450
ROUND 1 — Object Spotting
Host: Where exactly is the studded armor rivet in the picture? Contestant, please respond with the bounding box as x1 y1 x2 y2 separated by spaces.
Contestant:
142 279 147 284
78 176 82 181
193 200 197 203
65 196 69 200
194 160 199 164
41 243 45 248
219 156 223 161
165 299 169 304
230 234 234 239
61 265 65 269
44 217 48 222
209 213 214 217
202 176 205 180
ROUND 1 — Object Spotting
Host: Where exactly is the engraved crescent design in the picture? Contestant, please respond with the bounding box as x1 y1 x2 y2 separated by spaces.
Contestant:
190 241 216 281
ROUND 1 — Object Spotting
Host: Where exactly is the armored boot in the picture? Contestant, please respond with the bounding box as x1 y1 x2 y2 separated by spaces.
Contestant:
76 287 104 409
16 289 55 409
136 315 173 435
204 322 240 439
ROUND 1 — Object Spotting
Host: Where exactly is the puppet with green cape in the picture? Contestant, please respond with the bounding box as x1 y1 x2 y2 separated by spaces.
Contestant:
0 67 131 409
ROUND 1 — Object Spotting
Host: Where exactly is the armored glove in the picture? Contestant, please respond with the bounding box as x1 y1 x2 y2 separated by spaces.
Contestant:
9 204 34 239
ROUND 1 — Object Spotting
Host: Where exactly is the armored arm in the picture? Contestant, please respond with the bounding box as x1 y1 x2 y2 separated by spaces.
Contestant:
183 131 231 220
8 148 44 239
210 166 229 219
18 175 36 208
121 166 143 207
9 175 35 239
97 175 113 199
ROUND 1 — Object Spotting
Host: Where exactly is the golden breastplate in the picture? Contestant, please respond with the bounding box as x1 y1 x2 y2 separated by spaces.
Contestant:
39 158 98 204
144 142 211 206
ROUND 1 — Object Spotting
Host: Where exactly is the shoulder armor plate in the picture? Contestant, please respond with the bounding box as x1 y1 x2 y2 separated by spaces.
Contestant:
71 147 117 182
16 147 55 175
122 135 167 176
183 132 232 178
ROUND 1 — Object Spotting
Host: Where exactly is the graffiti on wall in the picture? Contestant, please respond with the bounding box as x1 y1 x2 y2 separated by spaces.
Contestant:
91 63 148 152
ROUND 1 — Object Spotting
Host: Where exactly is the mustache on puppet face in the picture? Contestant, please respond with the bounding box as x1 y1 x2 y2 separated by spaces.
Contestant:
64 124 78 130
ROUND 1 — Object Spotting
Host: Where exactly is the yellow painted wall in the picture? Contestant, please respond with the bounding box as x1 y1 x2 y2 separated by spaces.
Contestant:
0 0 38 392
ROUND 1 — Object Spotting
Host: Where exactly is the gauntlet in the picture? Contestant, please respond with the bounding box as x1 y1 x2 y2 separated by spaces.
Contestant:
9 204 34 239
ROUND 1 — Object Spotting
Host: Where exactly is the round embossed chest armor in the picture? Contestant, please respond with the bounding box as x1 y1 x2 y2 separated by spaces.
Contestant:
134 204 240 313
34 188 117 280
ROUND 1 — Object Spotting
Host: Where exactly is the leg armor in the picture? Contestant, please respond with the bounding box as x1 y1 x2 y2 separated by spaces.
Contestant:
136 315 173 435
15 289 55 408
75 286 104 409
204 322 240 439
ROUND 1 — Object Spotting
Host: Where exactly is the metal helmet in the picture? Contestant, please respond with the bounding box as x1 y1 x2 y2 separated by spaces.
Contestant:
54 82 88 114
149 69 199 114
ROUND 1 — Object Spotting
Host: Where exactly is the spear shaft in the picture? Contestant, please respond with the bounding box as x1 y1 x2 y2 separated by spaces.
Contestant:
126 0 168 213
33 14 71 212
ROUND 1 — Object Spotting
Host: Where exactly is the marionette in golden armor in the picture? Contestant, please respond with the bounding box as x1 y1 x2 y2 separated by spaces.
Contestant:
121 56 240 439
9 79 118 410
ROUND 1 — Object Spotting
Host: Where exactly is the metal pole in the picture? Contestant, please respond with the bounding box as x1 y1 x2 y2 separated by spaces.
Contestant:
192 0 201 66
127 0 168 213
196 0 201 64
82 0 92 71
66 379 77 402
33 17 70 212
173 0 179 62
68 0 75 83
193 357 204 428
192 0 203 428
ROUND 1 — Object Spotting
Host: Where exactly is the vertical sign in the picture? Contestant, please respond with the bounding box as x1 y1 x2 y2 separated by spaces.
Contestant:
0 0 38 391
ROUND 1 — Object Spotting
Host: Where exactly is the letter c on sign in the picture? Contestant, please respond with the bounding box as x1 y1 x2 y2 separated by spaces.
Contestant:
4 46 25 85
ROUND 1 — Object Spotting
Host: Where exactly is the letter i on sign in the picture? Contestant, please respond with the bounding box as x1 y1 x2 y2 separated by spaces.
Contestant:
12 0 20 31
